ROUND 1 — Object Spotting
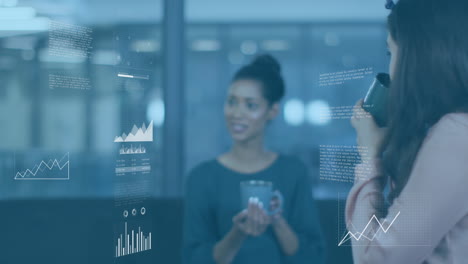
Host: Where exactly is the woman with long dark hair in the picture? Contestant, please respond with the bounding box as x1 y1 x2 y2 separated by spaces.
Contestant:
347 0 468 262
183 55 324 264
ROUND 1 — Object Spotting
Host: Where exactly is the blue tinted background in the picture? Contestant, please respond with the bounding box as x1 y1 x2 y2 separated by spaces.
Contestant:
0 0 390 263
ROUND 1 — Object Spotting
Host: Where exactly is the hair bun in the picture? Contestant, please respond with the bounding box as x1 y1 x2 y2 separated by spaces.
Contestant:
233 54 285 104
250 54 282 74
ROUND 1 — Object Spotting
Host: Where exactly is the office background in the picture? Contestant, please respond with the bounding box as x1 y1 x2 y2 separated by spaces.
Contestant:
0 0 390 263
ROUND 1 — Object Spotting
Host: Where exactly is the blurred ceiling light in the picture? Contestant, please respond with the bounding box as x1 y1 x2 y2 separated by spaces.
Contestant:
0 17 49 32
240 40 257 55
130 40 160 53
324 32 340 47
0 7 34 19
191 39 220 51
0 4 49 38
91 50 120 65
284 99 305 126
261 40 289 51
306 100 331 126
147 98 165 127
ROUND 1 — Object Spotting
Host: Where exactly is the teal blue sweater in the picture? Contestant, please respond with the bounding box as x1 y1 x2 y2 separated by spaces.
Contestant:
182 155 325 264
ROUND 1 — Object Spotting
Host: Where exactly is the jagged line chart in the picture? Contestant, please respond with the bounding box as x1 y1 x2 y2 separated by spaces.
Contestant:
15 153 70 180
114 120 153 143
338 211 401 246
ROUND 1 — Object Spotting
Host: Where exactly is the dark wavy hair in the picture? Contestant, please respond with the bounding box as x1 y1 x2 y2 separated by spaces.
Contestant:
232 54 285 105
383 0 468 201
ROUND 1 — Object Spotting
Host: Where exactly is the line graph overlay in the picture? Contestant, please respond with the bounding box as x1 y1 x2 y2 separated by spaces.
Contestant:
114 121 153 143
337 192 432 247
15 153 70 180
338 211 400 246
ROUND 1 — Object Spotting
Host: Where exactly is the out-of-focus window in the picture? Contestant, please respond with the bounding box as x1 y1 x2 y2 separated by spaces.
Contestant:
184 23 388 198
0 1 164 263
0 0 163 199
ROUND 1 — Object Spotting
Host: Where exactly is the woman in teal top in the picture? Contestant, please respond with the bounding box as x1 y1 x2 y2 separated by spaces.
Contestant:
183 55 325 264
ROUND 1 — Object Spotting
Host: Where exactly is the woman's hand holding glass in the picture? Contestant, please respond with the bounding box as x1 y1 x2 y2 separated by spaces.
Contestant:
351 99 387 159
232 197 274 237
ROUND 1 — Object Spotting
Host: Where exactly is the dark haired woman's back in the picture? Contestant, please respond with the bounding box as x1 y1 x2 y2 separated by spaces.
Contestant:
346 0 468 262
347 113 468 263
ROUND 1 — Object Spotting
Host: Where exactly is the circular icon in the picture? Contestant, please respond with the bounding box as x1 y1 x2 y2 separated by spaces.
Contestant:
140 207 146 215
132 208 137 216
123 210 128 218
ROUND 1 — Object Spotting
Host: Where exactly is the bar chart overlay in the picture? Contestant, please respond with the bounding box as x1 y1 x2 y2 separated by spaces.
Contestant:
119 144 146 155
115 222 152 258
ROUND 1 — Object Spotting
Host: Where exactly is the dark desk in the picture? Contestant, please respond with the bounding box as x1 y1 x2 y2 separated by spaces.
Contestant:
1 199 350 264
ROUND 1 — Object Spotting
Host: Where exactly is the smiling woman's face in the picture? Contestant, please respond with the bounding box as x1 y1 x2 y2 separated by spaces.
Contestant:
387 34 398 80
224 79 278 143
